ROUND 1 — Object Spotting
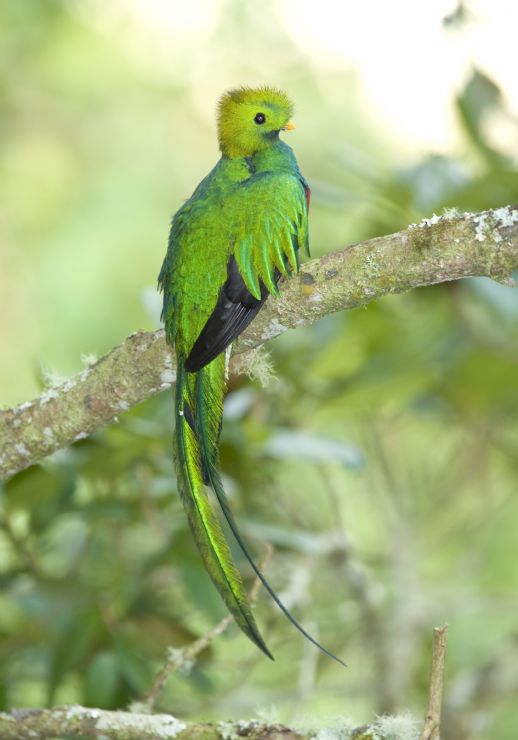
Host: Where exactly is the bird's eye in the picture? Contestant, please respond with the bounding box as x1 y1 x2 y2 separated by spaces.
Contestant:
254 112 266 125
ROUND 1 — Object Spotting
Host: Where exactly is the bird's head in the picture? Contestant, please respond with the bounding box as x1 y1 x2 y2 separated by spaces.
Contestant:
217 86 295 159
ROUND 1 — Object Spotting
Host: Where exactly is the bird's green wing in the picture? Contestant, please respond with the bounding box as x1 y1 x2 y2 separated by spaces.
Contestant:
167 171 309 373
159 194 231 358
231 171 309 299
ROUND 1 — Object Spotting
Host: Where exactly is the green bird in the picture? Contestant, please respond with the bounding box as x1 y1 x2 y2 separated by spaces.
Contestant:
159 86 343 665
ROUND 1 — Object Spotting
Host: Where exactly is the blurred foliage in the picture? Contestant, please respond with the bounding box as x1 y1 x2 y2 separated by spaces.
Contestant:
1 2 518 739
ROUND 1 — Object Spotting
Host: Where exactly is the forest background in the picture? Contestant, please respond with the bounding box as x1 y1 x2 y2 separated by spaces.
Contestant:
1 2 517 739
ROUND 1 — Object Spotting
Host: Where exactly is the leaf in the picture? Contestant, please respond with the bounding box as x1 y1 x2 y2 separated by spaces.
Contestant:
242 520 336 556
84 651 120 708
456 67 504 160
263 429 365 469
4 466 67 524
47 610 102 704
112 634 152 695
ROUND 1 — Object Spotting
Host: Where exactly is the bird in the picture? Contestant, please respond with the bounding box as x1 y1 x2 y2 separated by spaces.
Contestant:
158 86 344 665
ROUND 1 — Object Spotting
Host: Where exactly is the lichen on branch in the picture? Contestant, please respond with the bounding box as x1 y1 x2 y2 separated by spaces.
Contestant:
0 705 421 740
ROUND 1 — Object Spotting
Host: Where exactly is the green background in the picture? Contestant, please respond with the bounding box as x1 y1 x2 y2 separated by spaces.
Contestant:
1 2 517 738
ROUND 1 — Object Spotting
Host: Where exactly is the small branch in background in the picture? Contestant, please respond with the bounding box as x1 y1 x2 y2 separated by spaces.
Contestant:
1 206 518 481
140 544 273 712
140 617 234 713
374 426 426 716
295 619 319 704
0 513 41 577
420 624 449 740
319 465 392 712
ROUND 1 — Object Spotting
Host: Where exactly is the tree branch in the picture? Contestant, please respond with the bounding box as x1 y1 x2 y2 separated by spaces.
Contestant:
0 707 298 740
420 624 449 740
0 706 423 740
1 206 517 480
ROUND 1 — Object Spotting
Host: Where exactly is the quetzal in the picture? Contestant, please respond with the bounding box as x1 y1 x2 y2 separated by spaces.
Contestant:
159 86 343 664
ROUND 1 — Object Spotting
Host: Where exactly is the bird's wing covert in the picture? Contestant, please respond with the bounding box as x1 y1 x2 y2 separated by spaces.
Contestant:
231 171 309 300
184 171 309 370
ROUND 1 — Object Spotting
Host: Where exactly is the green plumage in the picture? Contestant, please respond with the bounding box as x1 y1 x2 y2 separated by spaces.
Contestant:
159 86 343 664
174 355 270 656
160 142 308 353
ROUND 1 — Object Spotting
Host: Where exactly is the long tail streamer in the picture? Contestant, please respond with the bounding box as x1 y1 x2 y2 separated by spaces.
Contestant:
175 354 346 666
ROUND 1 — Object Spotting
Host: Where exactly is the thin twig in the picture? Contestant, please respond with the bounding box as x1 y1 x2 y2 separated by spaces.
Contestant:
318 464 392 711
0 514 41 577
420 624 449 740
141 543 273 711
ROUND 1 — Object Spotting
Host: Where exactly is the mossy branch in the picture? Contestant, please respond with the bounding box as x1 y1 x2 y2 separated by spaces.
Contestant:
1 206 517 480
0 706 422 740
0 708 285 740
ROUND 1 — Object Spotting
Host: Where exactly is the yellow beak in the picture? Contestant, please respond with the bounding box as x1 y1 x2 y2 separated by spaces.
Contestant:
283 120 296 131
